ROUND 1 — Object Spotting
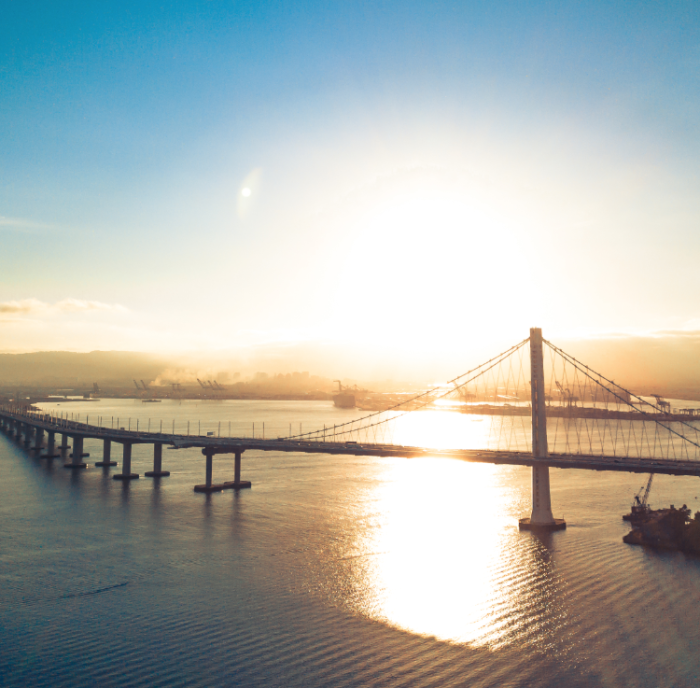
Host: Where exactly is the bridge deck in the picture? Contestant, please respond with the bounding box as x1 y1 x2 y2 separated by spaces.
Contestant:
3 410 700 477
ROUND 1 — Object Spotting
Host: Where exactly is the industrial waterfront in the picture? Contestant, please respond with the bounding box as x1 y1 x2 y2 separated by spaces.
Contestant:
2 397 700 687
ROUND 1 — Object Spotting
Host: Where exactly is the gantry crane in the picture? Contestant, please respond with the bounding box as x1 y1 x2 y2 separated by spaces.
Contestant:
651 394 671 413
555 381 578 407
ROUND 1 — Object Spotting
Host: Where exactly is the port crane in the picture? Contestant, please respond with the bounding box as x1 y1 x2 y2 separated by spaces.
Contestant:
555 381 578 408
196 379 221 395
651 394 671 413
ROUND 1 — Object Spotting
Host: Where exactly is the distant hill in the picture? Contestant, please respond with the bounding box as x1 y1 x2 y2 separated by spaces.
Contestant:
1 333 700 400
0 351 167 387
556 333 700 400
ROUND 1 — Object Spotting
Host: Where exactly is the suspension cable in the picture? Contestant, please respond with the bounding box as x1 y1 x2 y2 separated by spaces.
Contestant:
545 339 700 453
286 337 530 441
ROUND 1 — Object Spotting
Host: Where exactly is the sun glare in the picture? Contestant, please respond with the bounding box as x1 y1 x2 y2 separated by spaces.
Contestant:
237 168 262 219
350 457 527 647
337 409 538 648
325 185 534 354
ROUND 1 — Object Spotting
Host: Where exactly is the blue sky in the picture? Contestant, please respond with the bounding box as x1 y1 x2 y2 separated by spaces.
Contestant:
1 1 699 376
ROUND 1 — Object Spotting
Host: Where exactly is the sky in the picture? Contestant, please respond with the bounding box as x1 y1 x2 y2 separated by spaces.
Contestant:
1 0 699 380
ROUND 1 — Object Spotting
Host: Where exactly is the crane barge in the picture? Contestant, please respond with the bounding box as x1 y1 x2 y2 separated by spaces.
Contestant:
623 474 654 524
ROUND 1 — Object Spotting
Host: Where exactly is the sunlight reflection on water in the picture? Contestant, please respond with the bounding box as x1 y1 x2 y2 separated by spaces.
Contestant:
348 457 551 647
390 408 531 452
340 409 561 648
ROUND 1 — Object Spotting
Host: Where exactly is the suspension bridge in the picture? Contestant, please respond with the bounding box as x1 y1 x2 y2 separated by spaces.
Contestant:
3 328 700 530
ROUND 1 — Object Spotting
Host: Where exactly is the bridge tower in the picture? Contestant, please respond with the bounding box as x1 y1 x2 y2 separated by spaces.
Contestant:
519 327 566 531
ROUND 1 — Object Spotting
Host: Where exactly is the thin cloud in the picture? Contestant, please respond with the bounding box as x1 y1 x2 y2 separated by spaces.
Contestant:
0 298 129 317
54 298 129 314
0 299 45 314
0 216 53 232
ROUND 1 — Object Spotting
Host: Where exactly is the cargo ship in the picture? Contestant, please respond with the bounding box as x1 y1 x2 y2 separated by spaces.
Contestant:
333 381 355 409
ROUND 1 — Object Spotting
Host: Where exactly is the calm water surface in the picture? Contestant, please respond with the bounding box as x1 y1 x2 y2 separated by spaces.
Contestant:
2 399 700 687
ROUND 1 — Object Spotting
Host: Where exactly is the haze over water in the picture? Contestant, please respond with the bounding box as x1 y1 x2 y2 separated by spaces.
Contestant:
2 399 700 687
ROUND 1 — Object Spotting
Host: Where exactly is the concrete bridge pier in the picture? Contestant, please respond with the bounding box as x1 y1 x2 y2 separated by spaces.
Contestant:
41 431 60 459
32 427 45 451
223 450 252 490
113 442 139 480
65 436 88 469
13 421 21 441
145 443 170 477
95 439 117 467
194 448 224 493
69 435 90 460
59 433 70 460
520 327 566 532
22 425 32 447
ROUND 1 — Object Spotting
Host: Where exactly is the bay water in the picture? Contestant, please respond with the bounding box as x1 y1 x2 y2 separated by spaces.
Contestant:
1 399 700 687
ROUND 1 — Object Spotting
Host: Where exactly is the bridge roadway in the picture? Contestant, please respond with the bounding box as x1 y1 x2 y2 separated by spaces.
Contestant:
2 408 700 482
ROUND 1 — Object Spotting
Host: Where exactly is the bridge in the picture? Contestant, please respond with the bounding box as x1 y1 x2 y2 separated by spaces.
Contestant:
3 328 700 530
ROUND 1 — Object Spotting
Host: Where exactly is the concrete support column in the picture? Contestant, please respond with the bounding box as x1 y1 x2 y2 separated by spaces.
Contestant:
223 449 252 490
123 443 132 473
520 327 565 531
23 424 31 446
194 448 224 493
65 435 88 469
145 443 170 477
33 427 45 450
531 465 554 523
234 450 241 484
60 433 69 460
113 442 139 480
41 431 60 459
206 452 213 486
95 439 117 467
